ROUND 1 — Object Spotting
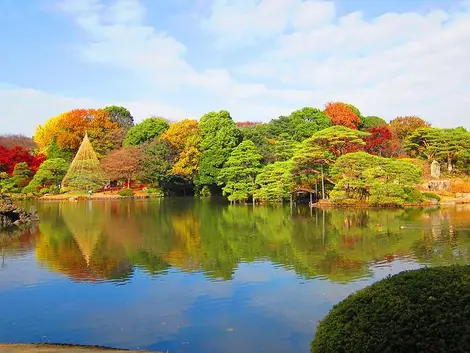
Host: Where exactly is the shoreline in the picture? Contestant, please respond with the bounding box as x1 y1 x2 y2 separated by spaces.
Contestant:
39 190 155 201
0 344 158 353
6 191 470 207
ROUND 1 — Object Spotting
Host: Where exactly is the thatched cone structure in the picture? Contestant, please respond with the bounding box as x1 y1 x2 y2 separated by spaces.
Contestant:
62 132 107 191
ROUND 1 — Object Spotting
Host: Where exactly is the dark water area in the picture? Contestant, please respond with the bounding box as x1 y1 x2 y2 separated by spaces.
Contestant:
1 199 470 353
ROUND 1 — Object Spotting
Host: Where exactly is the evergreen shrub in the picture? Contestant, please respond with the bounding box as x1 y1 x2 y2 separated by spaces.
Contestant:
311 265 470 353
422 192 441 201
118 189 135 197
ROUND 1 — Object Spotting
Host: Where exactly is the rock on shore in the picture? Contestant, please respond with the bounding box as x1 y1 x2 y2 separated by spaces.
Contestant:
0 196 38 228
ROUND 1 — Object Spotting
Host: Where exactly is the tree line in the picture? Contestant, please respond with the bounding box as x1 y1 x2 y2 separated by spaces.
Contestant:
1 102 469 205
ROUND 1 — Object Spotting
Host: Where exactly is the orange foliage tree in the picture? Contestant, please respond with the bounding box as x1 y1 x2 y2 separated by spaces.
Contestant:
55 109 90 151
389 116 431 141
324 102 361 129
34 109 121 158
88 109 122 157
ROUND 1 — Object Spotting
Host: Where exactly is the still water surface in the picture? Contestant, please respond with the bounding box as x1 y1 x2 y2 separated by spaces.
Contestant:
1 199 470 352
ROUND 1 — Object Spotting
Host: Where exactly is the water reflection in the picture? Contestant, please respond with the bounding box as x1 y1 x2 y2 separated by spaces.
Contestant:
4 200 470 283
2 201 470 352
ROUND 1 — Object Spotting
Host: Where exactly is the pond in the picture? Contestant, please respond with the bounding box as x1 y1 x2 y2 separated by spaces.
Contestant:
1 199 470 353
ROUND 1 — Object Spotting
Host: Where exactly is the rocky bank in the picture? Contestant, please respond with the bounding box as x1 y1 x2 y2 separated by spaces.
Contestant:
0 195 38 228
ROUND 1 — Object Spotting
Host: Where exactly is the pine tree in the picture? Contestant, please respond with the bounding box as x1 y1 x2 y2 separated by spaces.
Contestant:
61 132 107 191
218 140 262 203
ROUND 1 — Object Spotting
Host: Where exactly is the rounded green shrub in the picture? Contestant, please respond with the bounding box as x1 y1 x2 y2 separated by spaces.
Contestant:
198 185 212 198
404 187 424 203
146 187 164 197
422 192 441 201
311 265 470 353
118 188 135 197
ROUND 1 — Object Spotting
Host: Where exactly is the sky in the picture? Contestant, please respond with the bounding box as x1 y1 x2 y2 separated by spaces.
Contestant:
0 0 469 136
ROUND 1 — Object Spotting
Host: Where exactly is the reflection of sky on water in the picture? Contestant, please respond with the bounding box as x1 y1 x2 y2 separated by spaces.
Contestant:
1 257 425 353
0 254 57 291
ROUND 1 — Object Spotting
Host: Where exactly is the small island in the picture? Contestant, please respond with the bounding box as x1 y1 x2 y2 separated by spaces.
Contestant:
1 104 469 207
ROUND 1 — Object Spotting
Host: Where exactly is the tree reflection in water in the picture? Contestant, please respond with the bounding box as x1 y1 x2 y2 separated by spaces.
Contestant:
5 200 468 284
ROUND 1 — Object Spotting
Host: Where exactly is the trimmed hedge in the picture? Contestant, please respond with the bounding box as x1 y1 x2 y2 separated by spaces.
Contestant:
422 192 441 201
118 188 135 197
311 265 470 353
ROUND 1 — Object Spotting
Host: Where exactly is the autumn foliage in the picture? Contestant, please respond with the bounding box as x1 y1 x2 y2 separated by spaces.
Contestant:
236 121 260 128
101 147 144 187
324 102 361 130
389 116 430 141
364 126 393 156
8 98 470 203
0 145 45 175
34 109 121 156
161 119 201 179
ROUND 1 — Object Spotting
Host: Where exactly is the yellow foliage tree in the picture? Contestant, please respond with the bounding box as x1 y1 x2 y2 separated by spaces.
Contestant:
161 119 201 179
34 114 64 154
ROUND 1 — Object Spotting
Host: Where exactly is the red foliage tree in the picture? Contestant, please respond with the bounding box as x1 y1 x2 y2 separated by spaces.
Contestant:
0 145 46 175
324 102 361 129
364 126 393 157
236 121 260 128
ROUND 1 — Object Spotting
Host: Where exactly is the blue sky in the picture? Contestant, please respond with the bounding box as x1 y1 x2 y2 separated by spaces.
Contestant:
1 0 469 135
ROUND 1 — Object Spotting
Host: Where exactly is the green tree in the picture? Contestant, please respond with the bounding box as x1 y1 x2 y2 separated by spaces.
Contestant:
218 140 263 203
308 126 369 157
456 149 470 174
360 116 387 130
274 134 299 162
0 172 16 193
405 127 470 172
240 124 275 164
329 152 422 205
141 139 176 187
198 110 241 189
254 161 294 203
12 162 31 188
46 138 74 162
104 106 134 131
289 107 332 141
344 103 362 119
23 158 69 193
123 117 169 146
292 142 334 199
267 107 331 141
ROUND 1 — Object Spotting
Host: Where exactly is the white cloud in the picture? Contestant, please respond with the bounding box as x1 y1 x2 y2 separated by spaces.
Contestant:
58 0 193 88
229 1 470 126
56 0 470 127
291 0 335 30
0 86 188 136
2 0 470 135
202 0 336 49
